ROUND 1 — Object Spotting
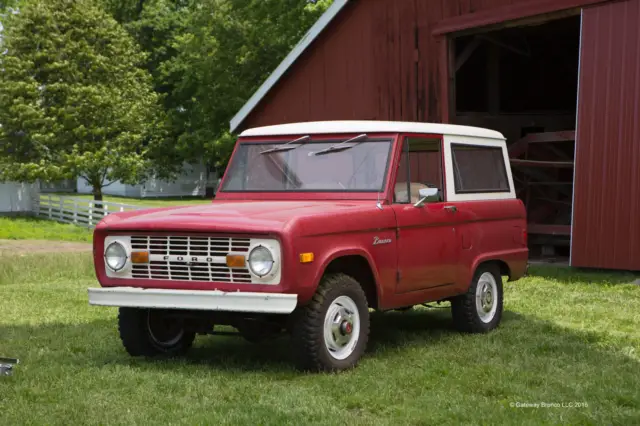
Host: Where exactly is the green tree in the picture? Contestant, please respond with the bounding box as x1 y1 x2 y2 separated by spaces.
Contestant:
99 0 332 178
161 0 333 172
0 0 174 201
100 0 147 24
114 0 194 158
101 0 191 87
0 0 18 14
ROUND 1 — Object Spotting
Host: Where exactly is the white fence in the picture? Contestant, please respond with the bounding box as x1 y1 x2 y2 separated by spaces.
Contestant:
33 194 149 228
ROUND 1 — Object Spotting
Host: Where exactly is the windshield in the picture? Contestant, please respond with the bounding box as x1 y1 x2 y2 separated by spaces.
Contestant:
221 137 393 192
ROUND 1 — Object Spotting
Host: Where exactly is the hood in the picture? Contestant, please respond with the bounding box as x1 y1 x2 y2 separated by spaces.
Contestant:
97 200 386 235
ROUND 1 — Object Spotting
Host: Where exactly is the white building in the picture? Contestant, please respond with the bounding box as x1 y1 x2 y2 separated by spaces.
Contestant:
0 182 39 214
39 179 76 193
76 162 215 198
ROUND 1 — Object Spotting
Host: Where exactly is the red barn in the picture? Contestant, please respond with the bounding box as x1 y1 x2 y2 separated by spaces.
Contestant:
230 0 640 271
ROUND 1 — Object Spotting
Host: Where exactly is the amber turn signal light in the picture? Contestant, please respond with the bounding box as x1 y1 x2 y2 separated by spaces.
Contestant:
131 251 149 264
226 255 246 268
299 253 314 263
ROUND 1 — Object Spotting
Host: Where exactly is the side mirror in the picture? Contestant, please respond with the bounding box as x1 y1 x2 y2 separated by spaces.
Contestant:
414 187 439 208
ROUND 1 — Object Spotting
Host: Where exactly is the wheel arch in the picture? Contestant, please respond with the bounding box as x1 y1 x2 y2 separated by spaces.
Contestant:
318 251 381 310
469 256 512 284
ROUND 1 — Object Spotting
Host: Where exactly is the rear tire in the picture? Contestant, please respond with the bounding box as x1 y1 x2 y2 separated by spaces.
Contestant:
291 273 370 373
118 308 195 357
451 264 503 333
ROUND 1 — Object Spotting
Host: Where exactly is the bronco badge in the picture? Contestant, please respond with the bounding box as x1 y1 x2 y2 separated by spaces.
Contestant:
373 236 392 245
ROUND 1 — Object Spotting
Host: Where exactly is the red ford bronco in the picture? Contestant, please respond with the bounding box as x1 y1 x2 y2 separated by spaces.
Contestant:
88 121 528 372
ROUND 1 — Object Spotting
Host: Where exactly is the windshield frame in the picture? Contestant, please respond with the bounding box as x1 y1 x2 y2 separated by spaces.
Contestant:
216 133 401 200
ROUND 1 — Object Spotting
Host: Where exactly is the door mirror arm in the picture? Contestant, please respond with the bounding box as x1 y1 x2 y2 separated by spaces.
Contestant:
413 187 439 208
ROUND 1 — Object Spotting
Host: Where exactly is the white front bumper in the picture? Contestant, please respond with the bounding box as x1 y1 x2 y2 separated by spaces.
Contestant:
88 287 298 314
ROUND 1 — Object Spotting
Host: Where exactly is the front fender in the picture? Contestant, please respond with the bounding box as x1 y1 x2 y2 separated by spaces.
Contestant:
319 247 381 284
294 242 390 306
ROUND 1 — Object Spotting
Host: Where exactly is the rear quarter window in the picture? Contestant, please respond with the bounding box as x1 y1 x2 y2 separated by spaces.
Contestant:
451 144 510 193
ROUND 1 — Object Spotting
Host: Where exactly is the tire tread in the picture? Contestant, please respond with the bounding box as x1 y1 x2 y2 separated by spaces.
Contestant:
292 273 370 372
451 264 503 333
118 308 194 357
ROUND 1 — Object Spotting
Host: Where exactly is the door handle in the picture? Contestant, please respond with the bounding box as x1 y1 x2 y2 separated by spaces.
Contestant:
444 205 458 213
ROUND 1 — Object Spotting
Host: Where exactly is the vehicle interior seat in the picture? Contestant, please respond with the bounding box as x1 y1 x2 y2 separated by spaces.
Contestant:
394 182 441 204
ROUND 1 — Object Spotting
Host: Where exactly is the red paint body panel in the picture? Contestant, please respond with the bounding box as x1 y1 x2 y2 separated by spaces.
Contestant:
93 129 528 309
453 200 529 286
571 0 640 271
94 200 398 304
392 202 459 293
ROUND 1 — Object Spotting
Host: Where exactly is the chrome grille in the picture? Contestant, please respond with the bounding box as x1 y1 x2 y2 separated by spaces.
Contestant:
130 235 252 283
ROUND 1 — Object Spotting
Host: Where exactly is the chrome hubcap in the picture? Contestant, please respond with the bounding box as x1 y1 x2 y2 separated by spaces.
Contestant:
475 272 498 323
324 296 360 360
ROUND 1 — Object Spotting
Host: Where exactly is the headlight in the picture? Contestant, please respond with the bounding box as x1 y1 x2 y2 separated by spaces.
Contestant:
105 242 127 272
248 246 274 277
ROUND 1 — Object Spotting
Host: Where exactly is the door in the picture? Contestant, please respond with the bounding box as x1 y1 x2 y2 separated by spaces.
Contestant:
571 2 640 270
391 136 460 293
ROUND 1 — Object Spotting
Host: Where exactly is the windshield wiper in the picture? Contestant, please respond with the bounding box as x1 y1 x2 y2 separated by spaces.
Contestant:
308 134 368 156
260 135 310 154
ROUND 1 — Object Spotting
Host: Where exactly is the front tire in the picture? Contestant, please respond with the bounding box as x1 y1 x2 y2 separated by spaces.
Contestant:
451 264 503 333
118 308 195 357
291 273 370 372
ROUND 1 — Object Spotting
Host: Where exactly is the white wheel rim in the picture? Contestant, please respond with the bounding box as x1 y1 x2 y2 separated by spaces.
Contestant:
323 296 360 360
475 272 498 323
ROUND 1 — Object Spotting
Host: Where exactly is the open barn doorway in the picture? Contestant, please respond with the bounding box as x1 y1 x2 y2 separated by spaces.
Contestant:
450 14 581 262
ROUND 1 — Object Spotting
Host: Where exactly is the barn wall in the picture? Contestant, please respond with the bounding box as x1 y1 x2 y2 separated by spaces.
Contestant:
239 0 639 271
242 0 603 131
244 0 421 127
571 0 640 271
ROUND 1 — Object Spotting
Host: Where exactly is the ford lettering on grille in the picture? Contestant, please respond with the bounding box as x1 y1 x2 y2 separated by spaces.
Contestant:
161 255 222 263
130 235 252 283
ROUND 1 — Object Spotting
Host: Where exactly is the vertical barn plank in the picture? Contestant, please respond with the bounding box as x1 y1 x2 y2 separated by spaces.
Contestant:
572 0 640 270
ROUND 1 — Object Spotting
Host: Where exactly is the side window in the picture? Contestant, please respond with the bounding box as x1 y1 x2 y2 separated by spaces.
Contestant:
394 138 444 204
451 144 510 193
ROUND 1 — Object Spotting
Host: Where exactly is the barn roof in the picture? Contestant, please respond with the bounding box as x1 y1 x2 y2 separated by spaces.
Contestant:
229 0 351 133
240 120 506 140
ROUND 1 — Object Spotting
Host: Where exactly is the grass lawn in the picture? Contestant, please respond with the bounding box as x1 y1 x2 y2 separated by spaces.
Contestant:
0 216 92 242
49 193 212 208
1 254 639 425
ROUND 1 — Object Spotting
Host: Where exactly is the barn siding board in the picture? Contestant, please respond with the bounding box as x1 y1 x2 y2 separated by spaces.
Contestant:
245 0 557 129
571 0 640 270
245 0 575 130
242 0 621 131
433 0 609 34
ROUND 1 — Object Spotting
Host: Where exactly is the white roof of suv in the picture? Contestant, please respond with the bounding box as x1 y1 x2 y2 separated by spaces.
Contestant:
240 121 505 140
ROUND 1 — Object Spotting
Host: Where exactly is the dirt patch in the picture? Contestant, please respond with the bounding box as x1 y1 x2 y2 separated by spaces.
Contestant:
0 239 92 255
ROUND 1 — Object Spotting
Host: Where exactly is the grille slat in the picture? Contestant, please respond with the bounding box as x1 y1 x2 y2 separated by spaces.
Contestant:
129 235 252 283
